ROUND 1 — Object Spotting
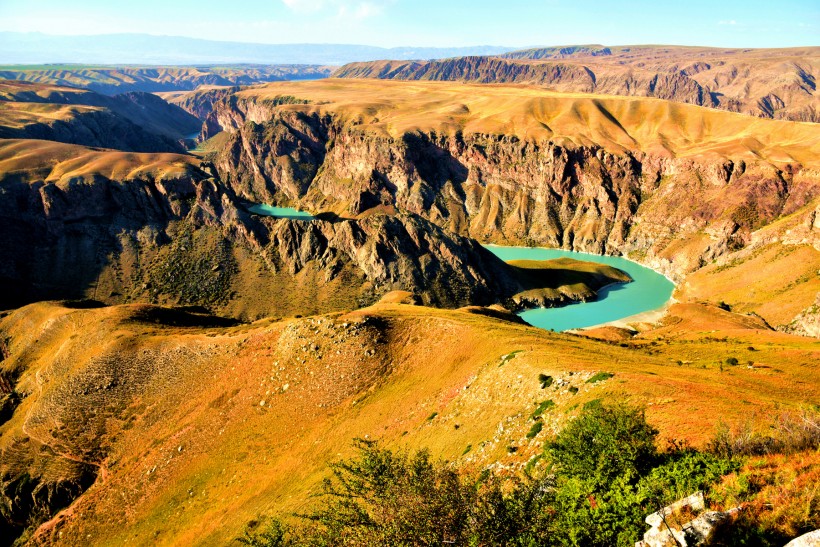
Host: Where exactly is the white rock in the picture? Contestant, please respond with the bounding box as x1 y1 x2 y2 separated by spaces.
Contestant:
785 530 820 547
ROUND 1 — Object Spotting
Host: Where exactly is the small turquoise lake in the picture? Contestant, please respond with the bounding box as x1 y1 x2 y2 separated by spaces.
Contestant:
484 245 675 332
247 204 315 220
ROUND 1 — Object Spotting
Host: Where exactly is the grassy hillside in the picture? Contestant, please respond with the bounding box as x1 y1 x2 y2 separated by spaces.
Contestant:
232 79 820 167
334 45 820 122
1 298 817 545
0 139 199 182
0 80 201 151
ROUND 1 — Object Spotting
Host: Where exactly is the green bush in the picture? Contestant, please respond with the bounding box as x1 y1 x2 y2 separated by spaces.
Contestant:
299 439 475 546
531 400 555 419
538 374 554 388
548 402 658 489
242 405 744 547
238 518 293 547
586 372 615 384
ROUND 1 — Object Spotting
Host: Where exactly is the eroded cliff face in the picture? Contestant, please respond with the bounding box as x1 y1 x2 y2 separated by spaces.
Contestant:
208 97 820 282
0 141 536 320
336 57 715 111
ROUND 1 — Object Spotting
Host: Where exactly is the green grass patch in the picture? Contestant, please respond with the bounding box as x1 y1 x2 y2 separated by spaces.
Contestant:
586 372 615 384
583 398 603 411
531 400 556 419
498 350 523 367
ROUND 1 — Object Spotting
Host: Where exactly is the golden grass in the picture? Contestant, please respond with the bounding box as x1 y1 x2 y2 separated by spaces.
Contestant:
681 244 820 326
0 101 102 128
0 139 199 182
712 451 820 540
2 299 817 545
235 79 820 167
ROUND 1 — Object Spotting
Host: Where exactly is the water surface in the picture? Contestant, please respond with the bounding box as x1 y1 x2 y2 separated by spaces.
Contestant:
247 204 315 220
485 245 674 332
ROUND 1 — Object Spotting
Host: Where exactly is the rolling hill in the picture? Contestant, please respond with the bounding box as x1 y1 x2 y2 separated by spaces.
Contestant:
1 297 817 545
334 45 820 122
0 81 200 152
0 65 332 95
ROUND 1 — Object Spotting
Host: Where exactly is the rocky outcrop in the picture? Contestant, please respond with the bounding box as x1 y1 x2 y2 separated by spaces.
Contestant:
167 86 242 121
783 293 820 338
637 492 743 547
784 530 820 546
207 97 818 282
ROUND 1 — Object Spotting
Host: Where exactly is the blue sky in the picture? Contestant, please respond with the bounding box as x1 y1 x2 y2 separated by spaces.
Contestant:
1 0 817 48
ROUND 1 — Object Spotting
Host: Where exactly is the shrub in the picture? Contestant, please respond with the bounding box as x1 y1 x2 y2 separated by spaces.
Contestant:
583 398 603 411
300 439 475 546
538 374 554 388
708 410 820 458
548 402 658 489
238 518 293 547
240 406 768 546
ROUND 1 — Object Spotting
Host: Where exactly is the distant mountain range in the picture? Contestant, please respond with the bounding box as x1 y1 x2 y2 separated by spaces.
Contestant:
0 32 513 65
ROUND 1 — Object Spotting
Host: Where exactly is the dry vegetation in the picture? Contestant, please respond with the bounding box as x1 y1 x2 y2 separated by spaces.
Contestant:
0 139 199 182
0 297 817 545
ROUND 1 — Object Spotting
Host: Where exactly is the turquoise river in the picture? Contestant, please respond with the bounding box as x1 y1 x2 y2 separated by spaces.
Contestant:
485 245 675 332
246 204 675 333
247 204 316 220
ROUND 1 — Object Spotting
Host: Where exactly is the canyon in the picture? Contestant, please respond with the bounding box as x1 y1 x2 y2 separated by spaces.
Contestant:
1 69 819 546
183 79 820 330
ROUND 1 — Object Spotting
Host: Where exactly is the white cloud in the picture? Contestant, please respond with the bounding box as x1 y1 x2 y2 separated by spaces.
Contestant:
281 0 388 19
718 20 740 26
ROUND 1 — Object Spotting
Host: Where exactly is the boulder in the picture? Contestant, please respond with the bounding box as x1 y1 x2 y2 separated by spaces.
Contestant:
785 530 820 547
